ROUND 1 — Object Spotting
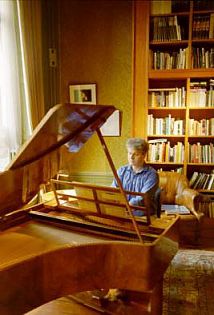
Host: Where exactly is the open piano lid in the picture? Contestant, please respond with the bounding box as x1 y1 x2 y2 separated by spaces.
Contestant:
0 103 116 215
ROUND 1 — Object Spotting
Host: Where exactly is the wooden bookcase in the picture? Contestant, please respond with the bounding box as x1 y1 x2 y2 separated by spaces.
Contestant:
133 0 214 195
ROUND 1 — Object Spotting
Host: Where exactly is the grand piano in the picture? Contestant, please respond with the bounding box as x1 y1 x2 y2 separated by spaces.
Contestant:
0 104 179 315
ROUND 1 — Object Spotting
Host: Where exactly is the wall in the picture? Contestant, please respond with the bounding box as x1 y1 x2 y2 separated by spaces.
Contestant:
42 0 60 113
58 0 133 177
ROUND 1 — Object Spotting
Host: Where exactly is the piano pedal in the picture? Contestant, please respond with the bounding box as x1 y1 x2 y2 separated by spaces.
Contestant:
99 289 129 306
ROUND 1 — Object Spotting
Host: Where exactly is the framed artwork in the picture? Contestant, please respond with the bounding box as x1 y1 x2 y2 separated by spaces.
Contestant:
69 84 96 104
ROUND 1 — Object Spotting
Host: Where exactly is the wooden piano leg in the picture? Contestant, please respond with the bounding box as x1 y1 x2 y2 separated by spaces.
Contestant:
149 277 163 315
127 277 163 315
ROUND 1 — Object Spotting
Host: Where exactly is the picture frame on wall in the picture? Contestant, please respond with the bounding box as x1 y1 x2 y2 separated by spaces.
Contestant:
69 84 96 104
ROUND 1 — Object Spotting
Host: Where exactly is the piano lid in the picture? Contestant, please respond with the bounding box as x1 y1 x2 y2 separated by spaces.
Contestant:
8 103 116 170
0 103 116 215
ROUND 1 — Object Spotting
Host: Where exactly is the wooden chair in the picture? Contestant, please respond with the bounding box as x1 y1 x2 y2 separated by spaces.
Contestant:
158 171 201 217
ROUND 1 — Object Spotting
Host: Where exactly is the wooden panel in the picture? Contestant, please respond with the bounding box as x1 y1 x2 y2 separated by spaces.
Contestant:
132 1 150 137
0 219 178 315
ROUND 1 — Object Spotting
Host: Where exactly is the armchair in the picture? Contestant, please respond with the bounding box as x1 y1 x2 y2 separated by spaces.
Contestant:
157 171 203 245
158 171 201 218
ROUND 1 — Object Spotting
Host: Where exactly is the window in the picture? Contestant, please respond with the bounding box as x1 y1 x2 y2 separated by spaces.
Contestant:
0 0 32 171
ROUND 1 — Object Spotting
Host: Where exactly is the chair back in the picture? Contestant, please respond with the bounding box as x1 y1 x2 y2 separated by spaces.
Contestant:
158 171 189 204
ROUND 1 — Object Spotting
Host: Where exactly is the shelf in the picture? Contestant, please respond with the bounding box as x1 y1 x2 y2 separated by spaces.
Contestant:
148 135 185 138
148 162 183 165
150 40 189 46
192 39 214 44
149 69 214 79
189 107 214 110
133 0 213 179
151 12 190 17
193 10 214 14
148 107 186 110
188 136 213 139
198 190 214 193
188 163 214 166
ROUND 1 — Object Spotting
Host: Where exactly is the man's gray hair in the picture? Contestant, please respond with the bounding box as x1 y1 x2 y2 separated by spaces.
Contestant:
126 138 149 154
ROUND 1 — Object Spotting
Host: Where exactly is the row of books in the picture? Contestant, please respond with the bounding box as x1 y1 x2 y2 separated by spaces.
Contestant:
192 47 214 69
147 140 214 164
151 1 214 15
189 171 214 190
148 87 186 107
192 14 214 39
150 11 214 41
148 114 184 135
193 0 214 11
189 118 214 136
151 48 187 70
151 1 190 15
157 167 183 173
148 140 184 163
150 16 184 41
151 48 214 70
173 0 190 12
189 143 214 164
148 80 214 108
148 116 214 136
189 80 214 107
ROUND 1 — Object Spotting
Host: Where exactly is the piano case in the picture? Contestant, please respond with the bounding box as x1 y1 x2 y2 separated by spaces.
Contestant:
0 103 179 315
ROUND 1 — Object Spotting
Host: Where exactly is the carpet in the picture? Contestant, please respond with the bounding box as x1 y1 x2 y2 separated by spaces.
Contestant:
163 249 214 315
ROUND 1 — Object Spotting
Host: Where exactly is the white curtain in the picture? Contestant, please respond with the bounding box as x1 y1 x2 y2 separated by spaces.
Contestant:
0 0 32 170
0 0 45 171
18 0 45 129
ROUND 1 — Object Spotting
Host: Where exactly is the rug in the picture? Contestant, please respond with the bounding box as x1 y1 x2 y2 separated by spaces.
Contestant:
163 249 214 315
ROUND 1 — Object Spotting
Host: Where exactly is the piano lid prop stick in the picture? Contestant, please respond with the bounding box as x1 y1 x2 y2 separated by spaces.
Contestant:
96 128 143 243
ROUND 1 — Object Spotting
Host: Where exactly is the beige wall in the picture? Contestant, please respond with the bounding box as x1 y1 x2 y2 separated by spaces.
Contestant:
59 0 133 174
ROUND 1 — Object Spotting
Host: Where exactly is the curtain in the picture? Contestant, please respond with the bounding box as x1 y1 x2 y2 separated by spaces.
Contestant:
18 0 45 129
0 0 45 170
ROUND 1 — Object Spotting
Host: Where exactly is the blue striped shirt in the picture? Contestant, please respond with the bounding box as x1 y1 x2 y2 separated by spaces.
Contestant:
112 164 159 215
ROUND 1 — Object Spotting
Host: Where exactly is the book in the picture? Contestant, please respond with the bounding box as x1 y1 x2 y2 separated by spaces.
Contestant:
203 174 211 189
209 13 214 39
193 172 203 189
207 173 214 190
148 138 167 144
161 204 190 214
189 171 199 187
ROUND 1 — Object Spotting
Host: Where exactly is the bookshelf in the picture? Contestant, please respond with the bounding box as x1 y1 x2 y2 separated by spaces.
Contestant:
133 0 214 194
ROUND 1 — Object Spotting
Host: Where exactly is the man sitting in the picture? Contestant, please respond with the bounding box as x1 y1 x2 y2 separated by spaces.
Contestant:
112 138 159 217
